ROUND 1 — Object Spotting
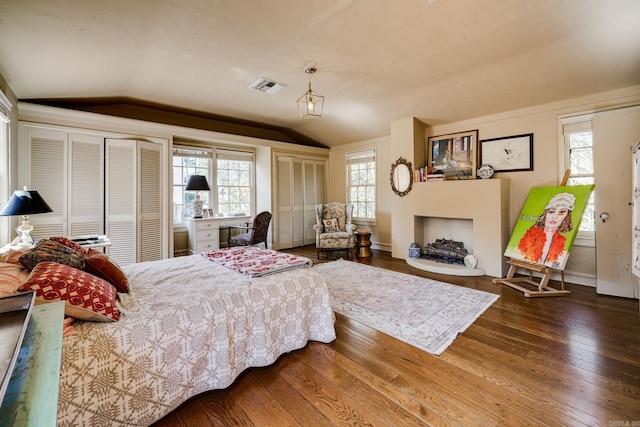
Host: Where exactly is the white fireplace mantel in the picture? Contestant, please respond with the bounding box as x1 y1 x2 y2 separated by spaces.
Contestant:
391 178 510 277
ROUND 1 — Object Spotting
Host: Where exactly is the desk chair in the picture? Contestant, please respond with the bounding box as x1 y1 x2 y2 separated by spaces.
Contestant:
228 211 272 248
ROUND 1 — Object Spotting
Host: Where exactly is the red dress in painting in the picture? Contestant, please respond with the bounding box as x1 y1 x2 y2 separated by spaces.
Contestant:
517 227 566 264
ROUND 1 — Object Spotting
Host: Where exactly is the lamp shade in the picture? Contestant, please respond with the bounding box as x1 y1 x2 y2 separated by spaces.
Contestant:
0 189 53 216
185 175 210 191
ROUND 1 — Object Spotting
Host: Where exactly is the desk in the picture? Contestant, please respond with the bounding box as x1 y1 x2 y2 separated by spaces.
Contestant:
355 230 372 258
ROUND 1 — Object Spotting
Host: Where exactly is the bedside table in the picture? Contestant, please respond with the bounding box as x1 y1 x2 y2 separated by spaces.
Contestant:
187 218 220 254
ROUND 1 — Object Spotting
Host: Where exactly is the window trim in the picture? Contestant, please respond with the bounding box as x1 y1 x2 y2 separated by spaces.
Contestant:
345 148 377 224
214 148 255 217
560 114 595 244
172 145 213 225
0 89 12 245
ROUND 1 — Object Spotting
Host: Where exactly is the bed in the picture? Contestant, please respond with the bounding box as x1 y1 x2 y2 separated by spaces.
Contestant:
55 252 336 426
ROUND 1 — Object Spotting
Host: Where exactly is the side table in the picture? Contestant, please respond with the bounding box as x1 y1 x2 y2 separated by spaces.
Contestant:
355 230 372 258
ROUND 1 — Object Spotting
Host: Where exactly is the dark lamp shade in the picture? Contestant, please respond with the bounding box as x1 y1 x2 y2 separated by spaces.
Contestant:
0 190 53 216
185 175 210 191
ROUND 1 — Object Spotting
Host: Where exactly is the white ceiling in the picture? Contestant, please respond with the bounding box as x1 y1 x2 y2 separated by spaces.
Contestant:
1 0 639 147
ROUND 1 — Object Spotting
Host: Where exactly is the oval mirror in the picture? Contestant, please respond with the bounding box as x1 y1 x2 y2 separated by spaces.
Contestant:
390 157 413 197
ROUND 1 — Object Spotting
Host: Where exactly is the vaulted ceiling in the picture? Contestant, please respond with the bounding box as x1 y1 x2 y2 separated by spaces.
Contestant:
1 0 639 147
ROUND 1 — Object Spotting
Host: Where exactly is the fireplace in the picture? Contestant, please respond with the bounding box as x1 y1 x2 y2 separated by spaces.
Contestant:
392 178 510 277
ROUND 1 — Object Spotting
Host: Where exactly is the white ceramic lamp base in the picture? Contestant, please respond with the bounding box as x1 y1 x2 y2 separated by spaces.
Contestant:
192 199 204 218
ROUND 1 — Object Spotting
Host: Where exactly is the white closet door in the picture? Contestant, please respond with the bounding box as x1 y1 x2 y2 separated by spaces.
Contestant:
68 133 104 237
315 161 327 205
105 139 137 265
21 127 67 240
292 159 304 247
303 161 317 246
138 141 162 262
276 156 293 249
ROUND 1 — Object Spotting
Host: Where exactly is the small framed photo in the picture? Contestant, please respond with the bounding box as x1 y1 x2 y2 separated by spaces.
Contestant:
479 133 533 172
427 130 478 179
202 209 210 218
207 208 214 217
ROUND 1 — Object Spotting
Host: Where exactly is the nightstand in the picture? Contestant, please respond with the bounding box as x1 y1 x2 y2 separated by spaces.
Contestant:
187 218 220 254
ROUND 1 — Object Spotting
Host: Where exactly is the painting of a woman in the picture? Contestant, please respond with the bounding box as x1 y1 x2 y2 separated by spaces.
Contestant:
516 192 575 266
504 185 594 271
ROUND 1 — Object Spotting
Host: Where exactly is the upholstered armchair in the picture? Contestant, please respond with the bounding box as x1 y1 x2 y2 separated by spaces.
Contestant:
313 202 356 260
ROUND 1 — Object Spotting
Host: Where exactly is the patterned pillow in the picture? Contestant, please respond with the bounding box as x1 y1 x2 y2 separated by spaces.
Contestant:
0 262 29 296
19 239 85 271
16 261 119 322
84 248 129 293
49 236 90 255
322 218 341 233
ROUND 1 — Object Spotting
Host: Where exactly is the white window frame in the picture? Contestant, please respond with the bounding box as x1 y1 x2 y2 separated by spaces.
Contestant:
561 114 595 246
0 89 12 245
172 145 212 225
346 149 377 224
214 149 255 217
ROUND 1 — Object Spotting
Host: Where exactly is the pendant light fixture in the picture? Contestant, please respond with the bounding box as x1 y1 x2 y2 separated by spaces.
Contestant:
297 66 324 119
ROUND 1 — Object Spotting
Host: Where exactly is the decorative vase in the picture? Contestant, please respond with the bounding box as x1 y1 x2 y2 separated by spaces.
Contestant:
464 254 478 269
408 243 421 259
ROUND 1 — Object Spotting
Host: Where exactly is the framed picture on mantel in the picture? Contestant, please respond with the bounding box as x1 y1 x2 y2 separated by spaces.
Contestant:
427 130 478 179
479 133 533 172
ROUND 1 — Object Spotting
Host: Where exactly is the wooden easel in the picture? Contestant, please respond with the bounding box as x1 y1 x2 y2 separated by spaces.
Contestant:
493 170 572 298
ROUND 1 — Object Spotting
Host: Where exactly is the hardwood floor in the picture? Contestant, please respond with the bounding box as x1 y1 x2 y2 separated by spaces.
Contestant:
153 246 640 426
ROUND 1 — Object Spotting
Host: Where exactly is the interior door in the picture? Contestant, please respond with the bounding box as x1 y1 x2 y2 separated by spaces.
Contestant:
593 105 640 298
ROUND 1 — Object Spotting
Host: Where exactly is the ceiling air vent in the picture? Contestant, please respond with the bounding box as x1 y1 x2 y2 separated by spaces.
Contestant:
249 77 286 95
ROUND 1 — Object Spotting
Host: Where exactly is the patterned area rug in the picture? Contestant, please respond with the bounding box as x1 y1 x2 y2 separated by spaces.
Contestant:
313 259 499 355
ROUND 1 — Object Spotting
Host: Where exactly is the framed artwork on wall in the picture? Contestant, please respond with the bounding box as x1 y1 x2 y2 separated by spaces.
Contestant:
479 133 533 172
426 130 478 179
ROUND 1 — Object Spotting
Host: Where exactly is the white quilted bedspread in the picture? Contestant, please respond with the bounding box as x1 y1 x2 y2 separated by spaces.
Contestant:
57 255 336 426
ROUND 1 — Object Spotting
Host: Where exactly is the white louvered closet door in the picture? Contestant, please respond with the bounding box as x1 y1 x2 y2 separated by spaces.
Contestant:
138 141 162 262
292 159 304 248
68 133 104 237
276 156 293 249
303 160 327 246
105 139 137 265
20 126 104 241
21 127 68 240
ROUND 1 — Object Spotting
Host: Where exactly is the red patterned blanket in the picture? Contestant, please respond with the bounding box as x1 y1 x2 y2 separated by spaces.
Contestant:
202 246 313 277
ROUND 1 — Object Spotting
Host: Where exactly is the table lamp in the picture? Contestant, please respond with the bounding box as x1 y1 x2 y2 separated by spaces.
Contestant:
185 175 210 218
0 186 53 247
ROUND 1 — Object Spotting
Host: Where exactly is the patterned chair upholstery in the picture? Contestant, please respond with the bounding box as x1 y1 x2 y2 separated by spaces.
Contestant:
313 202 356 260
228 211 272 248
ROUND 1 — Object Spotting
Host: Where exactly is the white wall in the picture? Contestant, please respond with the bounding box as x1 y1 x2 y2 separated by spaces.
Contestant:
328 135 391 250
328 85 640 285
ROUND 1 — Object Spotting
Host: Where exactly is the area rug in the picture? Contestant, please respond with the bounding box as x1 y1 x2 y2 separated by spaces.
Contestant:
313 259 499 355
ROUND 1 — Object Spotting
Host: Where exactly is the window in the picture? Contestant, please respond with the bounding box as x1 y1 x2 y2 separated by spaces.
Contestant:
562 117 595 237
172 146 212 224
216 150 254 216
0 89 11 245
346 149 376 221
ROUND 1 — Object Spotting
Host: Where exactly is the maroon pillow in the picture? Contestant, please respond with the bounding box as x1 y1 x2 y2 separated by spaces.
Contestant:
49 236 90 255
84 248 129 293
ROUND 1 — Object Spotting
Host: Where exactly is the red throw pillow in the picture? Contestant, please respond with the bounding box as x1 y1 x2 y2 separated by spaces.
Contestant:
49 236 90 255
17 261 120 322
83 248 129 293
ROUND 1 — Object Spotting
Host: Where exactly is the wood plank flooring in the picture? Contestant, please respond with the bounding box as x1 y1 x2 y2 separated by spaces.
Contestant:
153 246 640 426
